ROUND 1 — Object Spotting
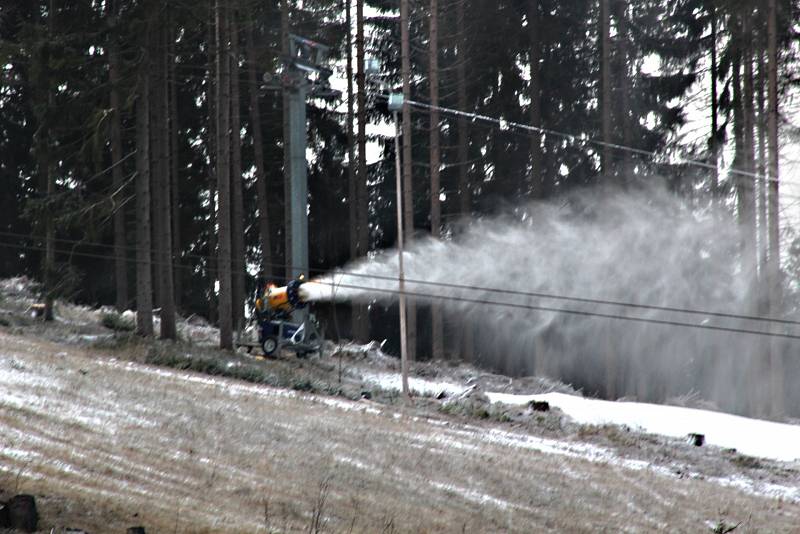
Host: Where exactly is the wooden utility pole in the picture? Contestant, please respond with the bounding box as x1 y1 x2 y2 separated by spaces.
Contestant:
766 0 783 416
429 0 443 360
401 0 416 361
246 19 272 278
395 112 410 397
216 0 233 349
600 0 612 174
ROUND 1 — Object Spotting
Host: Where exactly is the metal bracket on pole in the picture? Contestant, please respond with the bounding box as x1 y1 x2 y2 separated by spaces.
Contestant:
387 93 404 112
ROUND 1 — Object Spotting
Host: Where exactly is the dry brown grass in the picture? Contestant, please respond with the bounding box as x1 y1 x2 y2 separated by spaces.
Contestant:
0 331 799 533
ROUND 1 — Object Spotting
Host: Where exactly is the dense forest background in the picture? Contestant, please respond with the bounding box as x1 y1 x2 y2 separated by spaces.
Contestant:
2 0 800 411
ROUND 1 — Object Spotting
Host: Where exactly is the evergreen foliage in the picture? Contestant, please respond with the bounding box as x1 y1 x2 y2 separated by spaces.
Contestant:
0 0 798 360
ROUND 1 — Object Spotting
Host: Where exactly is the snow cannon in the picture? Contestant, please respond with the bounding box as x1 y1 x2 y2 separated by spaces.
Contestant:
250 275 323 358
260 276 310 315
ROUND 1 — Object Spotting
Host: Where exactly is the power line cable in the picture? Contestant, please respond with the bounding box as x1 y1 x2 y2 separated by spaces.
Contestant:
4 236 798 341
2 232 800 330
394 95 781 184
313 279 800 341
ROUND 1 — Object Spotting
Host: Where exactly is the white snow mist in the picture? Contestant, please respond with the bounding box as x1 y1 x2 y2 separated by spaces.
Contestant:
309 186 798 417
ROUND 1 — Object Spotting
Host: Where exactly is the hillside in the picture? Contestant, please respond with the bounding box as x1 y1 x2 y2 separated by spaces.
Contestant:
0 281 799 532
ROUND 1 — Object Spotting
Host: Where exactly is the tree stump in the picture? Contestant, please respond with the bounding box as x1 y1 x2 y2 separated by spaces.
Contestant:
0 500 9 527
688 433 705 447
8 494 37 532
530 400 550 412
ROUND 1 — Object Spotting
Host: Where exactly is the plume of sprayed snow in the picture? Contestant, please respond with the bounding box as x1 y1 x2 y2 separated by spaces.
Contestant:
310 185 798 417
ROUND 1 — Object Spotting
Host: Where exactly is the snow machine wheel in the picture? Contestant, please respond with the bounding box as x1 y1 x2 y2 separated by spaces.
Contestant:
261 336 279 356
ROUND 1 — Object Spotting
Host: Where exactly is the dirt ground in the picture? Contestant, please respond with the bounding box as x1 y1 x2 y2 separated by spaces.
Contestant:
1 329 800 533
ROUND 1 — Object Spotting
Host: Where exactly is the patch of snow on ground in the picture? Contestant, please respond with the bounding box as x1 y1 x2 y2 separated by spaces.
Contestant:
429 481 519 511
485 392 800 462
712 474 800 502
469 425 800 503
363 369 800 464
360 371 465 397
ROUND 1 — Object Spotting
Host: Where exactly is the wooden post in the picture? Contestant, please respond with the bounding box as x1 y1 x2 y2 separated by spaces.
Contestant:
395 112 410 397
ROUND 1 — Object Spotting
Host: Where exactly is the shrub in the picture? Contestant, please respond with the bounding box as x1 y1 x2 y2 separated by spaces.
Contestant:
101 312 135 332
730 453 762 470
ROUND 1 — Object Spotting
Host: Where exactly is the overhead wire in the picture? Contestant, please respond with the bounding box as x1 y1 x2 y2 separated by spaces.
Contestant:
2 229 800 329
2 237 799 341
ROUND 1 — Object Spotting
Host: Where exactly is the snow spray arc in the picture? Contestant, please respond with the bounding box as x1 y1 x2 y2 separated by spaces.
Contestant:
307 186 798 418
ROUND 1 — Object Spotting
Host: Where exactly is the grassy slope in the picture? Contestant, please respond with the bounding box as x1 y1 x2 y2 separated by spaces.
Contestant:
1 331 799 533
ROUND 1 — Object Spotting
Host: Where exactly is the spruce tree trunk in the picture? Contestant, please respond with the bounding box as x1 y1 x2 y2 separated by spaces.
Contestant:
282 0 292 278
154 13 176 340
456 0 473 362
742 13 757 282
108 0 128 313
757 48 767 303
401 0 416 361
135 24 154 337
732 38 745 234
246 20 272 278
600 0 612 175
149 56 161 312
528 0 542 197
615 1 631 176
169 12 182 313
216 0 233 349
207 1 218 325
709 5 719 202
731 15 758 300
601 0 615 396
766 0 783 416
38 0 56 322
429 0 443 360
230 3 245 333
347 0 357 262
353 0 369 341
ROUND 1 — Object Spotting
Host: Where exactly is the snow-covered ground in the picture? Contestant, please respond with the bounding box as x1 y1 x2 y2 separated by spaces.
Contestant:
487 391 800 462
363 372 800 462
